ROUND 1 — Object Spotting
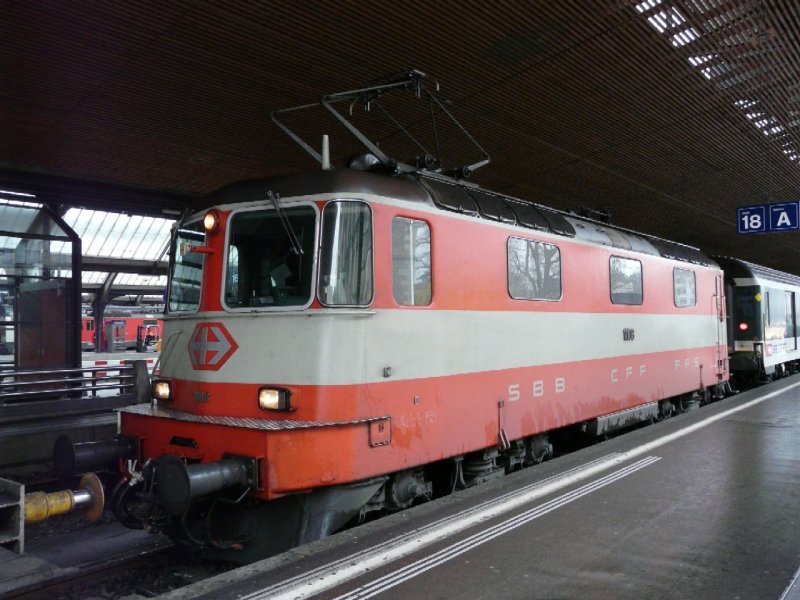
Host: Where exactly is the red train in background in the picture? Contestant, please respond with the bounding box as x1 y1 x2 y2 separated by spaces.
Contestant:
81 314 162 352
59 72 800 563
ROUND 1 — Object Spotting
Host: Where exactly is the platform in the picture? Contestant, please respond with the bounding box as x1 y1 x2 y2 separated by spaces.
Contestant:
163 375 800 600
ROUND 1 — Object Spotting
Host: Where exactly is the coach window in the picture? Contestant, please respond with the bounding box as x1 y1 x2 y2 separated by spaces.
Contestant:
507 238 561 300
765 291 771 325
767 291 786 335
673 268 696 307
319 201 373 306
610 256 643 305
392 217 431 306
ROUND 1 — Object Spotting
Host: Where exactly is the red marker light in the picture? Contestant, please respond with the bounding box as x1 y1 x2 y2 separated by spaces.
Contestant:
738 322 749 332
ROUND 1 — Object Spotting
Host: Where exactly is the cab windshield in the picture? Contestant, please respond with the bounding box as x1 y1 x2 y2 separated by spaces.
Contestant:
224 205 316 308
168 220 205 313
318 201 373 306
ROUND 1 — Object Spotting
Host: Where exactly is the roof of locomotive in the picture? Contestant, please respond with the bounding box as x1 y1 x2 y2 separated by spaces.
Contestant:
205 165 714 267
713 256 800 287
207 168 430 207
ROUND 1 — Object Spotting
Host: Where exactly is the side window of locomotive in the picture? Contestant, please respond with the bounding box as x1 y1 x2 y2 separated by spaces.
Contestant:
318 201 373 306
392 217 431 306
673 268 696 307
507 237 562 301
224 205 316 309
168 221 205 313
610 256 643 305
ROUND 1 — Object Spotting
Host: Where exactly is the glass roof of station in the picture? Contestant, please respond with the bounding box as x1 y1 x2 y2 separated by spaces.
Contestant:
63 208 174 261
62 208 175 288
64 208 174 287
0 197 176 290
633 0 800 164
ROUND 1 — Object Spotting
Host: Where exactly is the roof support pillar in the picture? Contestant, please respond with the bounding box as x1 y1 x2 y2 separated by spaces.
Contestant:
93 273 117 352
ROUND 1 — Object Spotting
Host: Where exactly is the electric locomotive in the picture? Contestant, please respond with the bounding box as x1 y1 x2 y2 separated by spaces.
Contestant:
63 72 730 562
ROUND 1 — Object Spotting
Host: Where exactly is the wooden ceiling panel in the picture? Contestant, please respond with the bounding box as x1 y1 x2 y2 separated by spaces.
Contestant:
3 1 800 273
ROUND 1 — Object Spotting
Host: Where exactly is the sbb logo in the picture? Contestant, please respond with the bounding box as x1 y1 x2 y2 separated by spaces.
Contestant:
187 322 238 370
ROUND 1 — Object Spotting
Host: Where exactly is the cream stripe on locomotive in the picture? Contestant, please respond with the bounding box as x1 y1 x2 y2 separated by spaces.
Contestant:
160 309 720 385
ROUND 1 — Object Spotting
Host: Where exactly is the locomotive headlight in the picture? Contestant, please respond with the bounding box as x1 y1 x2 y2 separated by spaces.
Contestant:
152 380 172 402
258 387 291 411
203 209 221 234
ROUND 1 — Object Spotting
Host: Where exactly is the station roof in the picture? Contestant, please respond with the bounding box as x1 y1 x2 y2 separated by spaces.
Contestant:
3 1 800 274
66 208 169 299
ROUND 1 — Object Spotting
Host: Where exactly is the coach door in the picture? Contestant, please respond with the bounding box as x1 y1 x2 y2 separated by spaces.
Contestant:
715 275 726 378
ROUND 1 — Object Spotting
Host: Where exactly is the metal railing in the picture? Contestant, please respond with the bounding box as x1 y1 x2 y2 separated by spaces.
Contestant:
0 364 135 401
0 361 150 427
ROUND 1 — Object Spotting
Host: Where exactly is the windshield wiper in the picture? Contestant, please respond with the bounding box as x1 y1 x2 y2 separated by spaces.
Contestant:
267 190 304 255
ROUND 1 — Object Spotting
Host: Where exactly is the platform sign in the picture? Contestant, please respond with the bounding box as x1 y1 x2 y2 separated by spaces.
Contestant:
738 205 767 234
769 202 799 232
738 201 800 234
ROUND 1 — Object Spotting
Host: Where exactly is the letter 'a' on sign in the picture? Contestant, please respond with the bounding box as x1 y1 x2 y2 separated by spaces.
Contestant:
769 202 800 232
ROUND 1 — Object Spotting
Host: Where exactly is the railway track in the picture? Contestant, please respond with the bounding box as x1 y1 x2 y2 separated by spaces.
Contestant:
7 546 172 600
6 543 233 600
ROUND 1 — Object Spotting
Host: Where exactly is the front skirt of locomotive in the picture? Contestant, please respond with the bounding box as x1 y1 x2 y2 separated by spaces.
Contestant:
114 404 388 562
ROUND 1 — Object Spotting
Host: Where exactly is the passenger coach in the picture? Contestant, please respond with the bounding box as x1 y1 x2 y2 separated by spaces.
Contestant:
715 256 800 384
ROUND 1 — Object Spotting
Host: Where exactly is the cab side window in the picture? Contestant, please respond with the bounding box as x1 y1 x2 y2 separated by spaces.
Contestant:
610 256 643 305
673 268 696 307
392 217 431 306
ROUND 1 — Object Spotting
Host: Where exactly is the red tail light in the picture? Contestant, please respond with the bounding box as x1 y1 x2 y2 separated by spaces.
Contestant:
738 322 749 332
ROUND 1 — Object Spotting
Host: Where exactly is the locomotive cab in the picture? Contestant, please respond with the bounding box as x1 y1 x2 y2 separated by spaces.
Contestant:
103 184 393 560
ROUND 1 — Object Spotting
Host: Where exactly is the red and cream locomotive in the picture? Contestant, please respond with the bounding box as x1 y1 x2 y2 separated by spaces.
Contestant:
66 73 732 561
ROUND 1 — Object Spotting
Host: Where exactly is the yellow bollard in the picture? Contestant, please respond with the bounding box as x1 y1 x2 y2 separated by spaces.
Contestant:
25 489 76 523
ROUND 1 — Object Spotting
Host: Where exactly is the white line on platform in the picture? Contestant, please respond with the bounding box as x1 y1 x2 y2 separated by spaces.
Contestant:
780 562 800 600
242 381 800 600
332 457 661 600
